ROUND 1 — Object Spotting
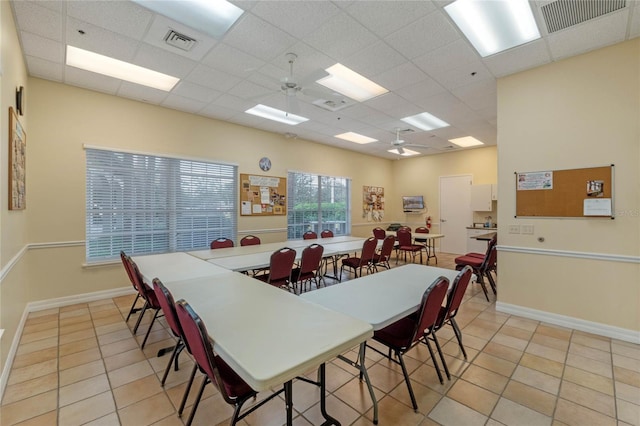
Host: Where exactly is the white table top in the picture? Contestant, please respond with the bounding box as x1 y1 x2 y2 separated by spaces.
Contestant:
385 230 444 240
160 272 373 391
188 235 364 260
132 252 230 284
207 238 373 272
301 264 461 330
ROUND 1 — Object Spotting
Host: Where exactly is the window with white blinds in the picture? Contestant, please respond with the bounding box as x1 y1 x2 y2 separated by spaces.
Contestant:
287 171 351 239
86 148 237 262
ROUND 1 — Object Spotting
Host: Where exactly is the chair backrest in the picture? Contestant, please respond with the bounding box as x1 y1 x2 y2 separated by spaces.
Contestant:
398 226 411 232
240 235 261 246
320 229 334 238
415 226 429 235
303 231 318 240
412 277 449 344
299 244 324 275
441 266 473 324
153 278 183 340
372 227 386 240
378 235 396 262
481 244 498 272
268 247 297 283
175 299 238 404
125 254 160 308
120 251 136 288
211 238 234 249
396 228 413 246
359 237 378 265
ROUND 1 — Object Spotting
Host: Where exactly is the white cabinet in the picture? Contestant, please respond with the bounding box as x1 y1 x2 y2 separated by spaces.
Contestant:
467 229 490 253
491 184 498 201
470 184 492 211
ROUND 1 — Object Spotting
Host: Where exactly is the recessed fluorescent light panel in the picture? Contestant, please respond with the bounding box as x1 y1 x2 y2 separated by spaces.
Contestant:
66 46 179 91
449 136 485 147
401 112 449 131
445 0 540 57
317 64 388 102
132 0 243 39
245 104 309 125
335 132 378 144
388 148 419 156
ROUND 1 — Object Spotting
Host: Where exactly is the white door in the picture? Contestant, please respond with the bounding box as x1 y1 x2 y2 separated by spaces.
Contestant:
439 175 472 254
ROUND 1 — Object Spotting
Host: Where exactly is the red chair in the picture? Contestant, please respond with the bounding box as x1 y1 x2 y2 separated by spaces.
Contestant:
303 231 318 240
366 277 450 411
290 244 324 293
320 229 334 238
372 227 386 240
122 253 162 349
372 235 395 271
396 228 425 264
454 242 497 301
339 237 377 281
121 251 143 322
240 235 261 246
255 247 297 290
211 238 234 249
435 266 473 363
175 300 284 426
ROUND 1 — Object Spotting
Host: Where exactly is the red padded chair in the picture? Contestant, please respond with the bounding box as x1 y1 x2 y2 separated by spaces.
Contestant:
372 235 395 271
121 251 143 322
122 253 162 349
372 227 386 240
255 247 297 290
320 229 334 238
396 228 425 264
339 237 377 281
210 238 234 249
366 277 450 411
303 231 318 240
175 300 284 426
435 266 473 363
414 226 430 245
290 244 324 293
454 242 497 301
240 235 261 246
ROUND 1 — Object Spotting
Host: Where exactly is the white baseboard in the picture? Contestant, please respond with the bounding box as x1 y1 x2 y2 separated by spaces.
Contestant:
0 286 135 402
496 301 640 344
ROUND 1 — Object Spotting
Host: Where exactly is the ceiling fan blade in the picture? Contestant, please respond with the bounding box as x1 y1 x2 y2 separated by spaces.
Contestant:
397 146 405 155
286 95 300 115
298 69 330 87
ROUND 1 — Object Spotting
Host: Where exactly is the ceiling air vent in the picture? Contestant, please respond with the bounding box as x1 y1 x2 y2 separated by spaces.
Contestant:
312 98 351 112
164 29 197 52
541 0 626 33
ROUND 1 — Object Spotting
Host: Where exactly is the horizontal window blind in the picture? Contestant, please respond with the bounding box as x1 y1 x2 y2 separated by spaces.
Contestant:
287 171 351 239
86 148 237 261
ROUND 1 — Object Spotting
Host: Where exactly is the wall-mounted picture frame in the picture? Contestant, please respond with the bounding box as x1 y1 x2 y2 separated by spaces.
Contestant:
9 107 26 210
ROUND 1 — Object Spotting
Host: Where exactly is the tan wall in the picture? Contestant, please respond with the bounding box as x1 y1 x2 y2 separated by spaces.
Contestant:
1 0 30 370
497 39 640 331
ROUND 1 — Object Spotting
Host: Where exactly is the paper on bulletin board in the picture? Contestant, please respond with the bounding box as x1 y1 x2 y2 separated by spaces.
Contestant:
241 201 252 215
252 204 262 214
517 171 553 190
583 198 612 216
260 187 270 204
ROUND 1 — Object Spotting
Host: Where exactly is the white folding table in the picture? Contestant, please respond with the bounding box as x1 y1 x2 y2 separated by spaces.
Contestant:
301 263 462 423
385 231 445 264
133 252 230 284
135 263 373 425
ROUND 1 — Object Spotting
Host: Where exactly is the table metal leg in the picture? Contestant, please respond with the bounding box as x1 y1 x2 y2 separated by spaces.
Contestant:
319 363 341 426
285 380 293 425
338 343 378 424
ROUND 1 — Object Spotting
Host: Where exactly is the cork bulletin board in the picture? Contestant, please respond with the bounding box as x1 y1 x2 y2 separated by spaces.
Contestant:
515 165 614 218
240 174 287 216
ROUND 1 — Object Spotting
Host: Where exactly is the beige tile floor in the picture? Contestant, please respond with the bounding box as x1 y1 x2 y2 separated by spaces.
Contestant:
2 253 640 426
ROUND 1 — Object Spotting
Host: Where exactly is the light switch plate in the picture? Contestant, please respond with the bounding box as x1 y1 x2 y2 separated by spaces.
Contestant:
508 225 520 234
521 225 534 235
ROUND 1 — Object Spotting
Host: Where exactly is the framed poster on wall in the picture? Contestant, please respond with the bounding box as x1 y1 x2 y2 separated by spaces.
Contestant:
9 107 26 210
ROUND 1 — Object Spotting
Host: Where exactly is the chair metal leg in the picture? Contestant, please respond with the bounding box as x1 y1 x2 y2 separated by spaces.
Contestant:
125 293 141 322
396 350 418 411
186 375 209 426
486 270 497 294
178 364 198 417
132 301 149 333
140 309 159 349
450 318 467 359
423 337 444 384
161 338 183 386
431 332 450 380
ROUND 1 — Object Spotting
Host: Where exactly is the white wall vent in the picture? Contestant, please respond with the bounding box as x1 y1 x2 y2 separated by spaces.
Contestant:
541 0 626 33
164 29 197 51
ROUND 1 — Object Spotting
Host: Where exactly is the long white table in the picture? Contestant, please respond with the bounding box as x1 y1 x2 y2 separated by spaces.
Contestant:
133 252 230 284
133 255 373 425
385 231 444 264
188 235 364 260
301 263 462 423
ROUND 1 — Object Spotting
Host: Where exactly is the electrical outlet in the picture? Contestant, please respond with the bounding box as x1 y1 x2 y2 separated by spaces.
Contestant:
521 225 534 235
508 225 520 234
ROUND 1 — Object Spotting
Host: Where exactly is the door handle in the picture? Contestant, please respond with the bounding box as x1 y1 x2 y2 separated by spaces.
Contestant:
441 219 447 222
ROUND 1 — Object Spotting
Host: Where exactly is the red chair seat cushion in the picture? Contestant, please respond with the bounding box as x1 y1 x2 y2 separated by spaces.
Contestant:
342 257 361 268
398 245 423 252
465 252 485 258
454 255 483 267
373 316 415 350
291 267 314 282
214 354 254 398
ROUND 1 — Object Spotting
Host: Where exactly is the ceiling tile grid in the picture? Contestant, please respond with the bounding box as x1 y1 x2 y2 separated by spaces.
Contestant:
10 0 639 159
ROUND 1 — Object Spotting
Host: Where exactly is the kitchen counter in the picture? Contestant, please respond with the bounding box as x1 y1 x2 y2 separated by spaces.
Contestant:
466 226 497 230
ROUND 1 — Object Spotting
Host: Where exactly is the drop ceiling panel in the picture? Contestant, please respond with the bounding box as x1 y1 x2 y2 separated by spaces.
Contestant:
184 65 242 92
250 1 340 39
66 17 140 62
483 39 552 77
372 62 429 91
66 0 152 40
132 43 198 78
26 56 63 81
429 60 493 91
385 10 460 59
451 79 498 112
117 81 168 104
142 14 218 61
394 77 447 104
172 81 221 104
344 41 408 77
346 0 436 37
412 39 479 77
20 31 63 63
202 43 266 76
223 14 298 61
12 1 63 41
161 94 207 114
64 65 121 94
304 13 378 60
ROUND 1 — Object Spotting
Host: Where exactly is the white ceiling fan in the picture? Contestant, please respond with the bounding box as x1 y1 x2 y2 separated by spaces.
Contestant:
390 128 430 155
275 53 332 115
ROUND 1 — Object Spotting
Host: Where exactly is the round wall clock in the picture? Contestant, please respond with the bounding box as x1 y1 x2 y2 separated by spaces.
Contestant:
259 157 271 172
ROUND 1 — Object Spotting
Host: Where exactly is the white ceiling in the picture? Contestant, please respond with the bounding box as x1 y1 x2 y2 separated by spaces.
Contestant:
10 0 640 159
